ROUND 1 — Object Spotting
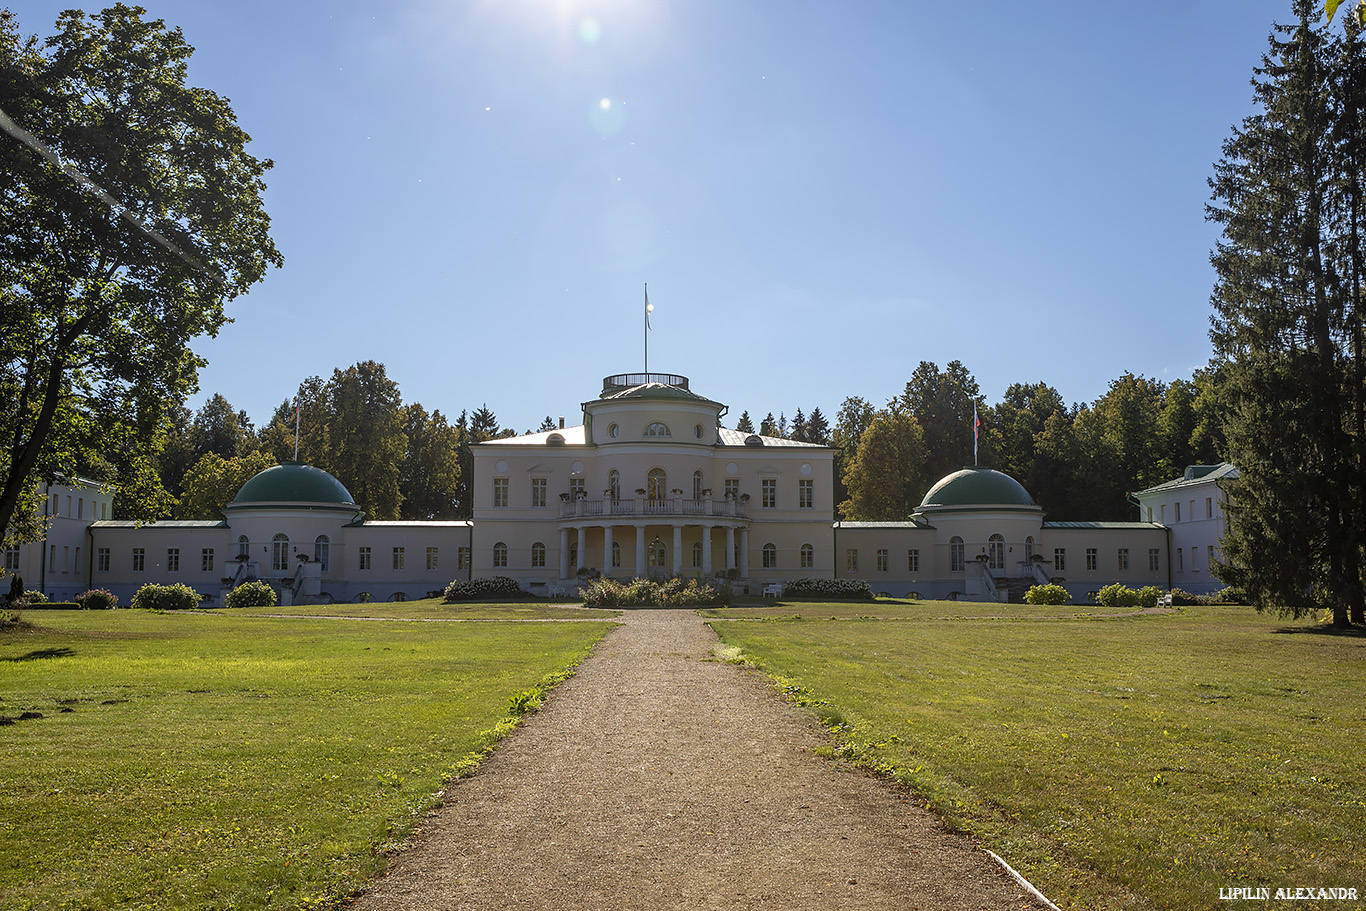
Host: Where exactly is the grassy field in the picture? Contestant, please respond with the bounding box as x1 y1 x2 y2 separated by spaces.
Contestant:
222 598 620 621
0 606 616 910
709 601 1366 911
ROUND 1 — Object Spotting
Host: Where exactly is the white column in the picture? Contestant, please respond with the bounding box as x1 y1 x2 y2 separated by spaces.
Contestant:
672 524 683 576
725 526 736 571
636 525 646 578
701 525 713 577
739 527 750 578
602 525 614 578
559 527 570 580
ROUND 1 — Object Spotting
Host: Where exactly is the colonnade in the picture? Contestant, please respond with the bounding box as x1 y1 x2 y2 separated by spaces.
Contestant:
557 522 749 580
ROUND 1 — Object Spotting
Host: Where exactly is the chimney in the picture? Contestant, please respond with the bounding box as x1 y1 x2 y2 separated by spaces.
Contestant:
558 416 565 429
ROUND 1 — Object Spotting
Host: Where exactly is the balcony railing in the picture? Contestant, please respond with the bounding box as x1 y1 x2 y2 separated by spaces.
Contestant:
559 496 748 521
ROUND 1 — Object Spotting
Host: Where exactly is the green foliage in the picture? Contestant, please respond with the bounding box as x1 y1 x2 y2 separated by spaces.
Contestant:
175 450 275 519
1093 583 1162 609
22 590 47 604
130 582 201 611
442 576 525 602
838 406 926 520
225 580 276 609
74 588 118 610
778 578 875 601
1023 583 1070 605
577 576 724 607
1134 586 1162 608
0 5 281 541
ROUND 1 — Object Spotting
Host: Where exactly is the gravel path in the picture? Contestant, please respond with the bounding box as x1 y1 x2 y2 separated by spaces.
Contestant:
347 609 1047 911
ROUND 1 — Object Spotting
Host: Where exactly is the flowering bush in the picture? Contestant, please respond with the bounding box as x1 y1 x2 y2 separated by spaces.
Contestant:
225 580 276 609
443 576 525 602
778 578 875 601
1023 583 1070 605
578 577 725 607
75 588 118 610
130 582 201 611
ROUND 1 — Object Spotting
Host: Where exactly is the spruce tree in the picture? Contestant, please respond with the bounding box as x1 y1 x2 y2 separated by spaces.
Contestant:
1208 0 1365 625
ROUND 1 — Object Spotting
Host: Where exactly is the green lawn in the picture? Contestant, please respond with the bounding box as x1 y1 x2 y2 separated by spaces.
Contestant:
710 602 1366 911
0 608 615 910
222 597 619 621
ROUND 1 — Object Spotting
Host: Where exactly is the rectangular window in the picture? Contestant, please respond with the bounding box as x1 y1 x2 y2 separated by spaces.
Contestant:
1207 545 1215 569
132 548 145 572
457 547 470 571
531 477 547 508
1149 548 1160 572
1190 500 1196 522
202 548 215 572
101 501 107 520
493 477 508 508
1146 506 1153 522
1054 548 1066 572
393 547 405 571
1086 548 1098 572
1174 501 1181 522
762 478 777 509
846 549 858 572
1177 547 1184 572
799 479 813 509
1206 497 1213 519
359 547 371 571
66 495 71 517
569 478 585 499
908 549 920 573
49 545 56 571
4 545 19 571
97 548 109 573
78 497 83 519
876 549 888 572
1117 548 1129 572
167 548 180 572
1192 546 1199 573
51 493 58 515
427 547 439 571
724 478 740 500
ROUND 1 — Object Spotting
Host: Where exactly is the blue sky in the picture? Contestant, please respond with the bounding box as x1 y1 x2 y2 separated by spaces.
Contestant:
16 0 1298 432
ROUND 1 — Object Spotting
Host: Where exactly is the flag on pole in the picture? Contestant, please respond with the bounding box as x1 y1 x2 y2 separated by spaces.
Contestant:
645 287 652 329
973 402 980 466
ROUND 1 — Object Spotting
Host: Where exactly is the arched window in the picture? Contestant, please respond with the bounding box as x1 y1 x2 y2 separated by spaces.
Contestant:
391 591 407 602
315 535 330 572
762 542 777 568
800 543 814 569
608 470 621 502
493 542 508 568
1025 536 1035 562
531 542 546 568
272 534 290 572
643 422 671 437
611 541 621 568
569 542 577 568
988 534 1005 571
647 468 667 502
950 536 965 573
237 535 249 558
648 538 666 568
692 541 703 568
693 470 704 500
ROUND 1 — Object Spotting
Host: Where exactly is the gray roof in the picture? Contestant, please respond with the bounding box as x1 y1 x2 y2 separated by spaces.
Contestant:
90 520 228 528
1135 463 1239 496
837 519 936 529
360 520 474 528
1042 521 1166 529
716 428 830 448
595 382 722 406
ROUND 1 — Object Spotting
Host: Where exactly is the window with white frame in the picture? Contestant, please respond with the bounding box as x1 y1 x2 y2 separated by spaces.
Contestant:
238 535 250 558
1086 548 1098 572
1191 546 1199 572
692 541 703 568
950 537 964 573
3 545 18 571
762 478 777 509
799 479 813 509
1177 547 1184 572
647 468 667 502
570 478 585 499
427 547 439 571
1206 497 1213 519
876 549 888 572
1117 548 1129 572
1054 548 1066 571
531 542 546 568
643 422 671 437
493 542 508 568
724 478 740 500
801 543 813 569
1148 548 1160 571
693 470 704 500
493 477 509 508
359 547 372 571
272 534 289 572
315 535 330 572
988 534 1005 571
392 547 405 571
132 548 145 572
167 548 180 572
202 548 215 573
611 541 621 567
908 549 920 572
458 547 470 571
762 543 777 568
846 549 858 572
531 477 547 508
1207 545 1214 569
97 548 109 573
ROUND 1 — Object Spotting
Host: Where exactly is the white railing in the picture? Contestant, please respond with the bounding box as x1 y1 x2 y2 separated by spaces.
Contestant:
559 496 749 520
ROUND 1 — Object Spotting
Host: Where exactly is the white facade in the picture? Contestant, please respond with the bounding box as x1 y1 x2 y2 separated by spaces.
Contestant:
2 478 115 601
1133 463 1237 596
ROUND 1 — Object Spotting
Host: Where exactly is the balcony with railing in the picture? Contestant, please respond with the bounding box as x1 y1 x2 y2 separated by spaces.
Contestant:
558 495 749 522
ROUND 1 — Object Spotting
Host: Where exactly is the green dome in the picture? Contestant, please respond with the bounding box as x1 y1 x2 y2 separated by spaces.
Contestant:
231 462 355 506
919 468 1036 509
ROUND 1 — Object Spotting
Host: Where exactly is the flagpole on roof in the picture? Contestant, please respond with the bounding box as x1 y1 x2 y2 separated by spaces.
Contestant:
294 400 301 462
644 283 652 377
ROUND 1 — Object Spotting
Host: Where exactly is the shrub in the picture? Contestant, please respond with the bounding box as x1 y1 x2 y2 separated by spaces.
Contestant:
23 590 47 604
1095 582 1140 607
1135 585 1163 608
74 589 118 610
778 578 875 601
578 577 725 607
225 580 276 609
1023 583 1070 605
442 576 525 602
130 582 201 611
1168 587 1227 606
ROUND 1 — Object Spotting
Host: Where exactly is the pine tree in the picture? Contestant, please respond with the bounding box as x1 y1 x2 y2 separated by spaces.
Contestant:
790 408 808 442
1208 0 1365 625
759 412 777 437
735 411 755 433
805 407 831 445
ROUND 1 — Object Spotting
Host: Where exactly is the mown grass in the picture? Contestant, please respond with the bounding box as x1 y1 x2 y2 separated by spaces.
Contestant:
702 599 1134 621
0 608 615 910
223 596 619 621
709 603 1366 911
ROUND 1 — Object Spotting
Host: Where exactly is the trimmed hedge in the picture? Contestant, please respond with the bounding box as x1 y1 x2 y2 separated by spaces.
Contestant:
579 577 724 607
225 581 276 609
130 583 201 611
1095 583 1163 608
1024 583 1070 605
75 589 118 610
779 578 875 601
442 576 526 602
